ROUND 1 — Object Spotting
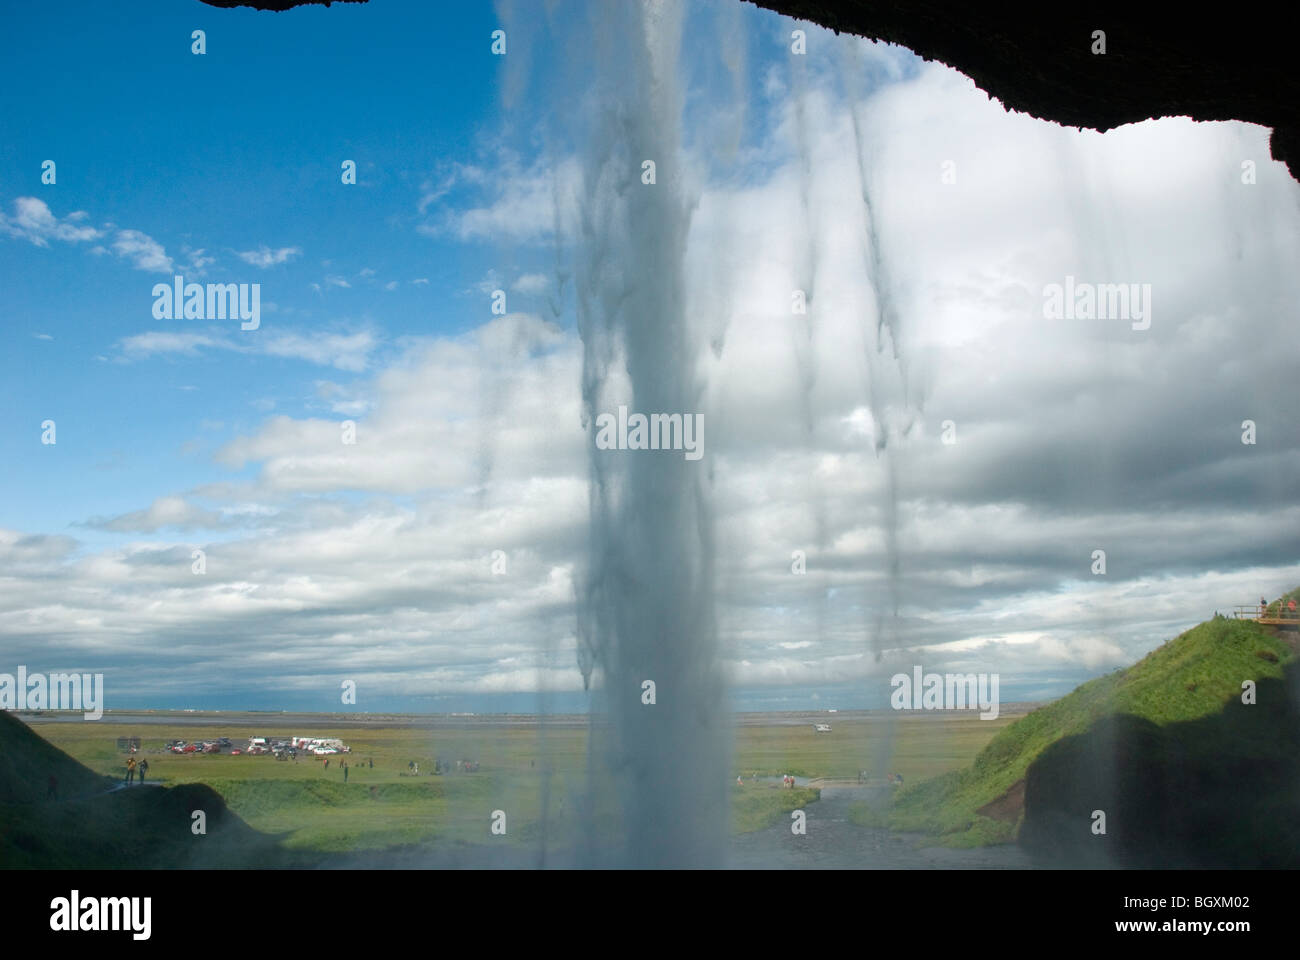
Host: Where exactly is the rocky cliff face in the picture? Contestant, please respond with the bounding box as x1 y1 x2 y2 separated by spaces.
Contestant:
200 0 1298 183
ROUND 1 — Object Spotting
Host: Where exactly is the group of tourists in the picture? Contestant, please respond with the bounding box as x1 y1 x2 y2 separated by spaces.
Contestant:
124 756 149 784
1259 596 1298 618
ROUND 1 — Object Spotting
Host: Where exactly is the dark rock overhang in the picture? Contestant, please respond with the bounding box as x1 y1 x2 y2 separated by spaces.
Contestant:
746 1 1297 181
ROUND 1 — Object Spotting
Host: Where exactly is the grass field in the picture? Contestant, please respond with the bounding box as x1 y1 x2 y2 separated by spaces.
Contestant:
14 602 1295 864
27 711 1016 855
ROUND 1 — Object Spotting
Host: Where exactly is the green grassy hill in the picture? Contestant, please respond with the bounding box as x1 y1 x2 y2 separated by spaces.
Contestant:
0 711 111 805
870 589 1300 858
0 711 307 868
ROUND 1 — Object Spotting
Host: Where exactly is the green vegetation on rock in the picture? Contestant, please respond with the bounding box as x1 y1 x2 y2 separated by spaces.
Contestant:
868 600 1297 848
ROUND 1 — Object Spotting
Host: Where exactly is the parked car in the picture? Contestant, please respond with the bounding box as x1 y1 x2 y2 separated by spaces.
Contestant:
182 743 199 753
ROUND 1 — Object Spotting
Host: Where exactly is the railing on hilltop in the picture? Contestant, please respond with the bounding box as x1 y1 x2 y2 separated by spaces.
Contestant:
1232 604 1300 626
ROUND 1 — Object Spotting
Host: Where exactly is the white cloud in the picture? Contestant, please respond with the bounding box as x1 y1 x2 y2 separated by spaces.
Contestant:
260 330 376 372
84 496 224 533
120 332 221 357
112 228 173 273
118 328 378 370
314 380 372 416
422 156 581 244
0 197 101 246
236 245 302 268
183 246 216 276
417 162 488 214
512 273 548 294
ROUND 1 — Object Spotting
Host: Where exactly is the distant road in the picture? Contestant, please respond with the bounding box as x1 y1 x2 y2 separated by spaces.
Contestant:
16 702 1044 729
17 710 593 729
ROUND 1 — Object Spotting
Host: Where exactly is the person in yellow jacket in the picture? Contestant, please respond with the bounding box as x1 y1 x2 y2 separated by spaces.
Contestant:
125 756 137 786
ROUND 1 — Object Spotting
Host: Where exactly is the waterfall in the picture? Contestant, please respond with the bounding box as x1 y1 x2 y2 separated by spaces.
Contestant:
571 0 729 868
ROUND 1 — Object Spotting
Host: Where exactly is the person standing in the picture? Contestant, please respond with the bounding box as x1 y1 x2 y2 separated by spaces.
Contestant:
125 757 136 785
138 759 149 783
343 761 349 783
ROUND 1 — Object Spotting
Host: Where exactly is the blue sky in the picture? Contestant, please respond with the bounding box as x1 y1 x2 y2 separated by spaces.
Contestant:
1 0 1297 714
0 0 818 543
1 1 513 537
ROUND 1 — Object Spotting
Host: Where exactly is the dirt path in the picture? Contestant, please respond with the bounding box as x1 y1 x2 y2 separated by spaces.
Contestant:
41 779 164 805
100 781 163 794
728 785 1031 869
